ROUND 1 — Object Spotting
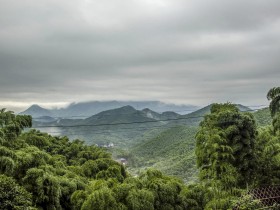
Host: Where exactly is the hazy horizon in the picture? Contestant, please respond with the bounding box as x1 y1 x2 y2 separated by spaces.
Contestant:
6 99 199 113
6 99 268 114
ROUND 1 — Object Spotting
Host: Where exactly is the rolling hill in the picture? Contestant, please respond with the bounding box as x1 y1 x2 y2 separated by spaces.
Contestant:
127 126 198 182
124 104 256 182
32 106 170 147
252 107 272 127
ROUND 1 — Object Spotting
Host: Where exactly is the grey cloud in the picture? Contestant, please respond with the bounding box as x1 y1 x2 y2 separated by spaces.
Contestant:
0 0 280 110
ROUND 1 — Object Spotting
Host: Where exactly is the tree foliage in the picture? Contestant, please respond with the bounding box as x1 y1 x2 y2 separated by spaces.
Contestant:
0 109 125 209
194 96 280 209
267 87 280 117
196 103 257 188
0 174 33 210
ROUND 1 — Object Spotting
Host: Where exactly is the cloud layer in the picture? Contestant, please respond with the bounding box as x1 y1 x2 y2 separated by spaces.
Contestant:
1 0 280 111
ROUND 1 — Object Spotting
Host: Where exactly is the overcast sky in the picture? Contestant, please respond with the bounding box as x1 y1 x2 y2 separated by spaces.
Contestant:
1 0 280 112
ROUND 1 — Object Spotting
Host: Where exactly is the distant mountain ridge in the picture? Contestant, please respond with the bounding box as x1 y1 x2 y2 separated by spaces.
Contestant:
20 101 198 119
30 103 253 147
32 105 173 147
35 105 178 128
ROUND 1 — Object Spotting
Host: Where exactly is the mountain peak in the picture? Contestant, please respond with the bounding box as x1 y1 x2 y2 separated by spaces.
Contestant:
116 105 136 112
142 108 154 112
29 104 42 109
20 104 51 118
25 104 49 112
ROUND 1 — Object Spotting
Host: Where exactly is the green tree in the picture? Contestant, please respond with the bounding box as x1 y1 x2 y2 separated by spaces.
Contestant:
23 167 62 209
0 109 32 142
267 87 280 133
196 103 258 188
126 189 154 210
81 187 121 210
15 146 50 179
0 174 33 210
139 168 185 210
232 194 262 210
82 158 126 182
195 103 258 209
267 87 280 117
21 130 50 149
0 146 16 175
254 126 280 186
71 190 88 210
179 183 210 210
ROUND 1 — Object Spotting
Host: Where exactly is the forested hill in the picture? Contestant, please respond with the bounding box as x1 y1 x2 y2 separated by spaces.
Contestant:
128 126 198 182
125 104 271 181
252 107 272 127
31 106 175 147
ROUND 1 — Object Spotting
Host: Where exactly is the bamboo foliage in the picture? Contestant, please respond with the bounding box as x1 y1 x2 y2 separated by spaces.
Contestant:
267 87 280 117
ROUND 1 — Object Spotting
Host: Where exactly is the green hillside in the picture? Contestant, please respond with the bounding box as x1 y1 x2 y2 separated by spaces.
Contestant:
125 104 253 182
252 107 272 127
128 126 198 182
33 106 165 147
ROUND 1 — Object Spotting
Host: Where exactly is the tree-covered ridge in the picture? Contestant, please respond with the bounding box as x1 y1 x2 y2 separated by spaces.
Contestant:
30 103 252 148
128 126 198 182
252 107 272 127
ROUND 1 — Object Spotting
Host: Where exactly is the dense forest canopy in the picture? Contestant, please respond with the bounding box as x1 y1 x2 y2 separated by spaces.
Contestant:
0 87 280 209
